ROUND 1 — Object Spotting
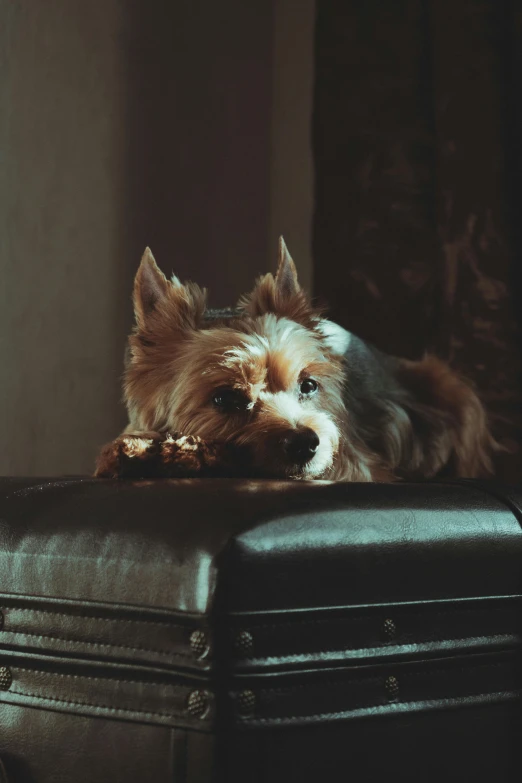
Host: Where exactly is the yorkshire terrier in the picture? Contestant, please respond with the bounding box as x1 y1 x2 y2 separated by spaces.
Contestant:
95 238 496 481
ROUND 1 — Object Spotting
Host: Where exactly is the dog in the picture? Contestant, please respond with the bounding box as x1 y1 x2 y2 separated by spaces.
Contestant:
95 238 496 481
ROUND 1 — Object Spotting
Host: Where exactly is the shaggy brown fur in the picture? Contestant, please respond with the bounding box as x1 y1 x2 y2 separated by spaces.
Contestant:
95 238 496 482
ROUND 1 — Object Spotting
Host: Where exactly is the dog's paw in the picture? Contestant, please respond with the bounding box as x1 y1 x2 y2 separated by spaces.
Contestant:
159 433 241 477
95 431 250 479
94 433 162 478
159 433 211 477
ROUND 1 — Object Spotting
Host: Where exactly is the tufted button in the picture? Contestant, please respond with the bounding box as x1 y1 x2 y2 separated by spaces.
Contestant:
381 618 396 641
0 667 12 691
189 629 210 660
385 675 399 701
233 630 254 656
236 689 256 716
186 689 211 719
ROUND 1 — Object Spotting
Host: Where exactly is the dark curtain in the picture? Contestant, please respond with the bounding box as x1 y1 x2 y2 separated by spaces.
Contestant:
313 0 522 481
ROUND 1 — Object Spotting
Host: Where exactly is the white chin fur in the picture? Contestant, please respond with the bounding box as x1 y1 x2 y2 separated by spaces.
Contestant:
298 419 338 478
300 446 335 478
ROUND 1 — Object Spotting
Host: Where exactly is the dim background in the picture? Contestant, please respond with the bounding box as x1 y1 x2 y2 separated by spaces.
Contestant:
1 0 521 480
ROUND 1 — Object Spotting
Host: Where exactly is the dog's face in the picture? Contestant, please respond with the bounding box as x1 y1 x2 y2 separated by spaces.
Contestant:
166 315 343 478
124 240 348 478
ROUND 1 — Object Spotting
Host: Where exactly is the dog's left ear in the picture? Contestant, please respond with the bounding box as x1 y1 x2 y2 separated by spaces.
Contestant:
241 237 316 325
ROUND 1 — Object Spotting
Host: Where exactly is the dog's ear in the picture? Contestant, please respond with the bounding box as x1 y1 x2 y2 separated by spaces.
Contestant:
240 236 317 325
133 248 206 334
274 236 300 299
133 248 170 327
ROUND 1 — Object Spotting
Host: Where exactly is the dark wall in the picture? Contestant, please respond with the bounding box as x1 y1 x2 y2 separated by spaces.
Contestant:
126 0 274 307
313 0 522 480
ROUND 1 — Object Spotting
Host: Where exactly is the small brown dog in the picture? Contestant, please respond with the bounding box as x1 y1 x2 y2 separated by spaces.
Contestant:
95 238 496 481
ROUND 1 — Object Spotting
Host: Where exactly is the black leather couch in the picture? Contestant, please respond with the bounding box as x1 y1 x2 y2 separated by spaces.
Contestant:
0 477 520 782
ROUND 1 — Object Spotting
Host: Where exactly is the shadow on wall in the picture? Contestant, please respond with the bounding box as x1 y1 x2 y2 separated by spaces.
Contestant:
0 0 274 475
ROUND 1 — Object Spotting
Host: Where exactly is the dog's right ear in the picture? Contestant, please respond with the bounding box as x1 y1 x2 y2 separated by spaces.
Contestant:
133 248 207 334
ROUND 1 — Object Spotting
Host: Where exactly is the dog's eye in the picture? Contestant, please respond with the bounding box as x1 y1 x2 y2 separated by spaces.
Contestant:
212 388 249 411
299 378 318 395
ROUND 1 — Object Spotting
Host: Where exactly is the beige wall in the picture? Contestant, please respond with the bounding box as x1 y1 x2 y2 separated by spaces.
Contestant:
0 0 132 475
0 0 314 475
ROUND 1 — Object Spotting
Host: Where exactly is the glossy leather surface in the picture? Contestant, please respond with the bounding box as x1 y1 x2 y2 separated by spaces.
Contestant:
226 480 522 610
1 478 521 614
0 477 520 782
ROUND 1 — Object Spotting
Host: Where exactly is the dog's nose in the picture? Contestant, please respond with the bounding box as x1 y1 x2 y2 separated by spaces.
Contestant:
283 428 320 464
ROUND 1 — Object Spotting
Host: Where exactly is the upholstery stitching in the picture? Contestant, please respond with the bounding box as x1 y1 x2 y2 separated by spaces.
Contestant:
7 687 196 721
239 632 516 660
5 607 192 631
3 628 192 659
11 665 186 688
243 606 518 633
245 659 511 696
242 689 519 724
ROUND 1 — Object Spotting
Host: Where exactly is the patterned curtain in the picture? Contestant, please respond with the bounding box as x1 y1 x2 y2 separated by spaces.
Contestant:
313 0 522 481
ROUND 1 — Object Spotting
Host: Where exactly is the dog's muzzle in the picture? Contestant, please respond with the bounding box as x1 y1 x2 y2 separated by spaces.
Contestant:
281 427 320 466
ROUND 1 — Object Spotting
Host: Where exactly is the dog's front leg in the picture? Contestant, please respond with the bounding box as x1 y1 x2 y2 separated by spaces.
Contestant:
94 432 163 478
